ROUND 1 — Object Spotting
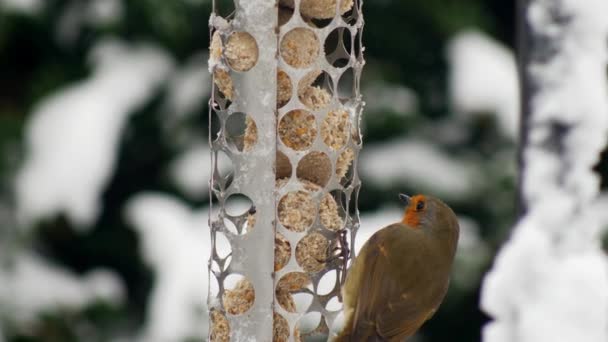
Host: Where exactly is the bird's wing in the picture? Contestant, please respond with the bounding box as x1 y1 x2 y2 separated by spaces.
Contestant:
348 224 435 341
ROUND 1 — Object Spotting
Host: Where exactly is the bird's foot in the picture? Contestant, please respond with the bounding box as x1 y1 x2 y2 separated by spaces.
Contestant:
315 229 350 265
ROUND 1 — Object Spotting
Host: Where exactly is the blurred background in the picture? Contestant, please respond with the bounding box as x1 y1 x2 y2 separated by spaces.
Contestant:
0 0 540 341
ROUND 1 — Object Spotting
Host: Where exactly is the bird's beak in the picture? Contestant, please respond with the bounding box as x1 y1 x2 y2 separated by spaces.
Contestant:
248 206 257 215
398 193 411 206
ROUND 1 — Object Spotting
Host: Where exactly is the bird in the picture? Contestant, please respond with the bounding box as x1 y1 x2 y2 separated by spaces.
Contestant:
334 193 460 342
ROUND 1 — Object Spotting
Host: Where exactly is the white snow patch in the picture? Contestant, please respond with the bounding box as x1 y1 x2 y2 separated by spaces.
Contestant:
125 193 230 341
56 0 124 45
170 144 212 199
482 221 608 342
481 1 608 341
0 0 42 14
87 0 123 26
363 82 418 115
170 142 233 199
360 139 479 199
16 39 173 229
448 30 519 138
164 53 211 119
0 252 125 323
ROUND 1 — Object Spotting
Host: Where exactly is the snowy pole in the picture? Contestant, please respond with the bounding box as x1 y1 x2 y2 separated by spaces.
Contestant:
481 1 608 342
208 0 364 340
515 0 530 217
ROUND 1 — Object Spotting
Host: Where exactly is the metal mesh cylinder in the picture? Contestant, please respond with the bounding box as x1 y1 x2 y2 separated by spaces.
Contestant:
208 0 364 340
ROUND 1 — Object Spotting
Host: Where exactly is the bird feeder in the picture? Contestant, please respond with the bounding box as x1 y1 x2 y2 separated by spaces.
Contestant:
208 0 364 340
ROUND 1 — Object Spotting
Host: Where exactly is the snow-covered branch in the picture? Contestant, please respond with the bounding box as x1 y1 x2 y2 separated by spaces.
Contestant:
481 1 608 341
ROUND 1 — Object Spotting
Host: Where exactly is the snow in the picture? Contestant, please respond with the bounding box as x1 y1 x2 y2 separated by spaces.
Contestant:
170 144 214 199
87 0 123 26
360 139 479 199
363 82 418 116
56 0 124 45
480 1 608 341
125 193 232 341
15 39 173 229
447 30 519 138
0 0 42 14
483 222 608 342
163 53 211 119
0 252 125 323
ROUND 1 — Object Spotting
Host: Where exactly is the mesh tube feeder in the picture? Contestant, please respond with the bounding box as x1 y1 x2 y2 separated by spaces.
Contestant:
208 0 364 340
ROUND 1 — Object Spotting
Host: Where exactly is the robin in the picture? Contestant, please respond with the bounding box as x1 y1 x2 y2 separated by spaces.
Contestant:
335 193 460 341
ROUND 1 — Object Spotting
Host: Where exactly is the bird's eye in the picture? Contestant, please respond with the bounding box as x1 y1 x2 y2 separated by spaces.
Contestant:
416 200 425 211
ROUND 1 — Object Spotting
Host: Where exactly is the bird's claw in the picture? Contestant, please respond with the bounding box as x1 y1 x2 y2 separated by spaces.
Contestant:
313 230 350 301
315 229 350 265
